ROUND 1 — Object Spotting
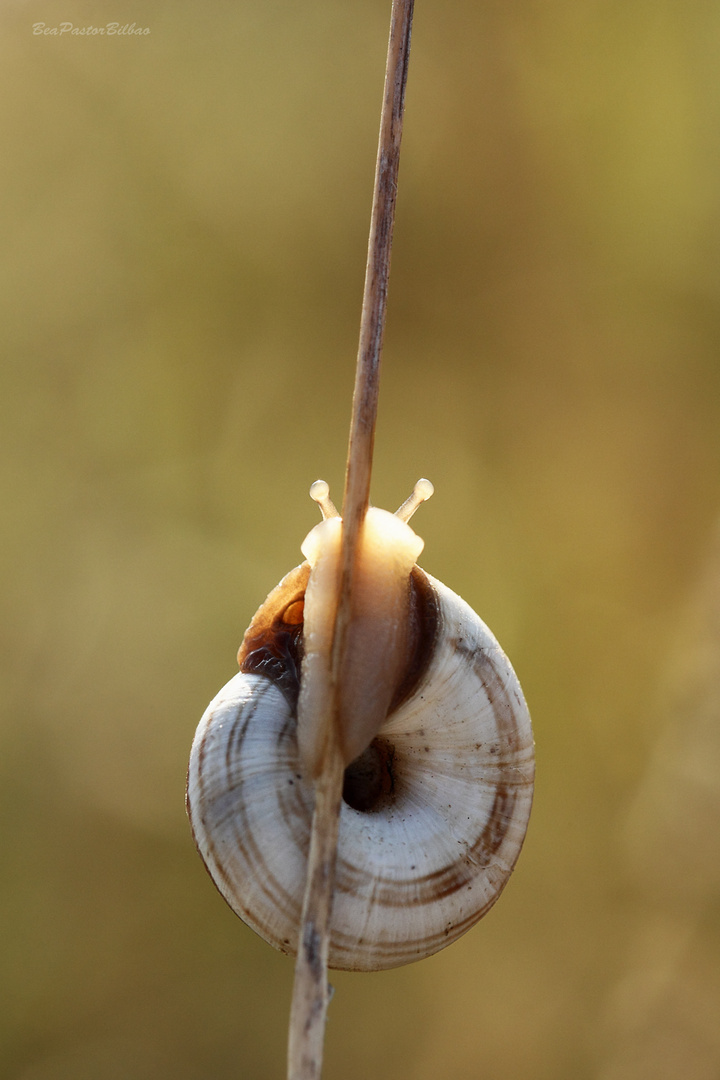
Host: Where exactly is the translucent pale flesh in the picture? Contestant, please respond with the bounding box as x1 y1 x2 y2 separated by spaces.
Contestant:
298 508 425 776
296 517 342 776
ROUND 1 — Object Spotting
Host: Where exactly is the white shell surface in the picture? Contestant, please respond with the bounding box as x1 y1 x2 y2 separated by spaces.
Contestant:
187 571 534 972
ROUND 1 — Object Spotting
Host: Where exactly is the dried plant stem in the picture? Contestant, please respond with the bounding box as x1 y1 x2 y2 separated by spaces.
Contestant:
342 0 415 544
287 1 415 1078
287 741 344 1080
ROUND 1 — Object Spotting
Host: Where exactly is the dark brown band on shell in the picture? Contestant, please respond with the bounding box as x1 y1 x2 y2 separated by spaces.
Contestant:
389 566 441 712
188 683 309 936
332 641 530 907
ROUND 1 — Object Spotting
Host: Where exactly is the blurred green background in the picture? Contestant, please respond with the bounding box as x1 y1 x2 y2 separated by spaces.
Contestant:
2 0 720 1077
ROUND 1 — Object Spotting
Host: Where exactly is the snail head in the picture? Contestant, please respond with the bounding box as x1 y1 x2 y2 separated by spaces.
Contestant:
297 480 434 777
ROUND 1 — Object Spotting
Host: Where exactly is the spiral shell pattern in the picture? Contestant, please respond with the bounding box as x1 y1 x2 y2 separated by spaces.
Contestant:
187 565 534 972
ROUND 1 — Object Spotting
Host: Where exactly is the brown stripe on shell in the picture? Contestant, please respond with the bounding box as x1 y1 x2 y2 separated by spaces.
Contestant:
218 706 307 939
275 712 314 856
387 565 441 712
453 637 526 757
189 684 308 947
331 615 531 909
326 902 498 970
468 783 517 868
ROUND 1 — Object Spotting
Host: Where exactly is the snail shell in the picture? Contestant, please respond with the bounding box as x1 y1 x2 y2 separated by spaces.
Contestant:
187 489 534 972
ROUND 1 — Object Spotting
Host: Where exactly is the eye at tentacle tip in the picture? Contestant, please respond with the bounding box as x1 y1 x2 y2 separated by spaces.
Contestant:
309 479 339 520
395 477 434 523
310 476 432 526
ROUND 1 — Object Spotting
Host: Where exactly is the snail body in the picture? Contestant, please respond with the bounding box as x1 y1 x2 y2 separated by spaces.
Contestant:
187 484 534 972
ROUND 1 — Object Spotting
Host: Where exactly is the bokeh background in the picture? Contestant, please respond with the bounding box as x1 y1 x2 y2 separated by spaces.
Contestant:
2 0 720 1077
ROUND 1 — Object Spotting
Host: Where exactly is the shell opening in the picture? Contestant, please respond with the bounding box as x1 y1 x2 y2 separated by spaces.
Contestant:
395 478 434 523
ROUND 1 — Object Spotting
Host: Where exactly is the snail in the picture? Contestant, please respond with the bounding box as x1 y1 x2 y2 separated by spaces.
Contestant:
186 479 534 972
188 3 535 1072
